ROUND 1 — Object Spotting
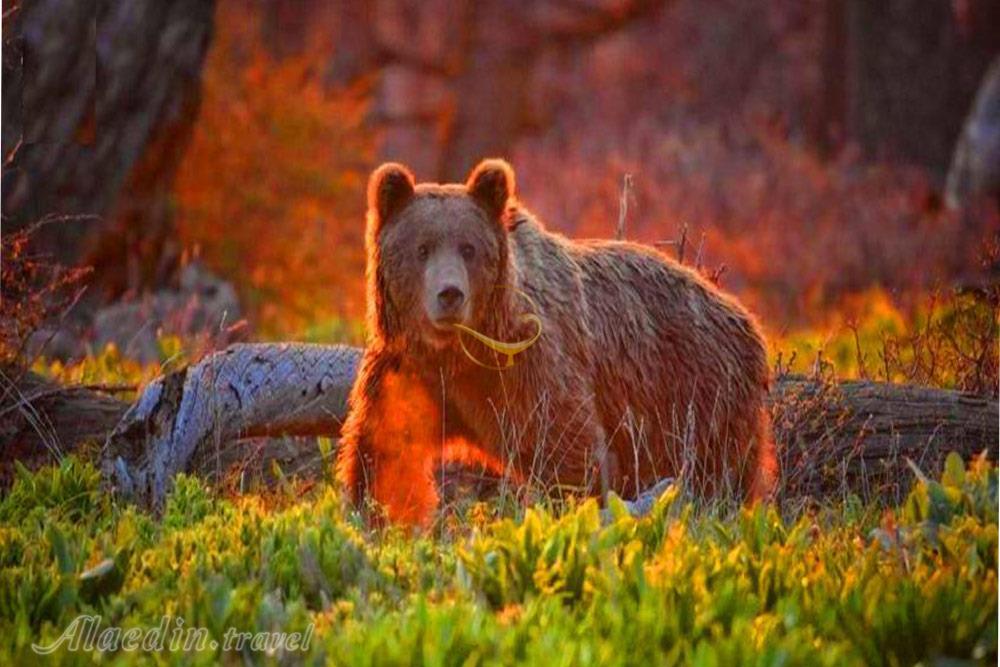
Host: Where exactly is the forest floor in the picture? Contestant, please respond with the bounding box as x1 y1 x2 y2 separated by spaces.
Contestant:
0 451 996 665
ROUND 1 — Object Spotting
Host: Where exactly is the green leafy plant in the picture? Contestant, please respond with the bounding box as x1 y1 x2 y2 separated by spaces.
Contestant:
0 456 995 665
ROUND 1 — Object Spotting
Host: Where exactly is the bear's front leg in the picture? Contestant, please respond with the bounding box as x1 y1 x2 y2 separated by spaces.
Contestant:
335 350 443 527
516 390 620 501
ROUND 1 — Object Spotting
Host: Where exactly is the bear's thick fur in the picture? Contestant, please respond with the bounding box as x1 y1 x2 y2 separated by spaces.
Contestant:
336 159 776 525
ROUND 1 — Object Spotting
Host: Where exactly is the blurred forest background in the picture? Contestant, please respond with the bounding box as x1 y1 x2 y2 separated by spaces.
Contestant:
2 0 999 382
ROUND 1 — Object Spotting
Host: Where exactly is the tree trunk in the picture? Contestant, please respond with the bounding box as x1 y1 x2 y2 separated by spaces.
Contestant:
1 0 216 297
843 0 1000 176
4 343 993 509
946 55 1000 209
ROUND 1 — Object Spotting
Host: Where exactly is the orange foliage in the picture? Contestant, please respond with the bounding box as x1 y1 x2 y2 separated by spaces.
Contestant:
515 121 999 329
174 0 997 342
174 0 373 336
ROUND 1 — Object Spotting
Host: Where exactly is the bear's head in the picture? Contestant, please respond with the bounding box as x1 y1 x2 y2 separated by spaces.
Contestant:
365 159 515 349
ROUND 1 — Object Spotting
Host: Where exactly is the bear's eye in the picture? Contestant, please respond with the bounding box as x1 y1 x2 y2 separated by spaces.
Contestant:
459 243 476 261
417 244 429 261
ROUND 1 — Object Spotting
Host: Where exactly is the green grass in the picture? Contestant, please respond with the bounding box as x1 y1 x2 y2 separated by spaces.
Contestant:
0 455 995 665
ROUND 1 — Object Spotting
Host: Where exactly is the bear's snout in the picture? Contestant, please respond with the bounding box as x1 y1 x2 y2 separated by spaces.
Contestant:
437 286 465 312
424 252 471 328
429 282 468 325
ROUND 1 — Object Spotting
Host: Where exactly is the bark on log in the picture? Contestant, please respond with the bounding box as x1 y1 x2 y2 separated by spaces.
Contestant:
2 343 996 508
771 376 998 503
102 344 359 508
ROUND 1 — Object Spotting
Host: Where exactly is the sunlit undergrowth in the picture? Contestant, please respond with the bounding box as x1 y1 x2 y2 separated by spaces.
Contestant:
772 288 998 395
30 336 192 402
0 454 994 665
26 284 996 399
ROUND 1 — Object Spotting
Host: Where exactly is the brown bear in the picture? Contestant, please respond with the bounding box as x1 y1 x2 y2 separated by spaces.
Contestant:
336 159 776 526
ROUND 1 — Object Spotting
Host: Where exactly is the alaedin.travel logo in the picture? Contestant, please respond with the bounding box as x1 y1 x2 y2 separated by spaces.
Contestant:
32 615 313 655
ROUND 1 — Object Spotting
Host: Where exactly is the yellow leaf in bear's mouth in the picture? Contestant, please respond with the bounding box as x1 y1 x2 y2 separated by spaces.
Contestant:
451 287 543 370
452 313 543 370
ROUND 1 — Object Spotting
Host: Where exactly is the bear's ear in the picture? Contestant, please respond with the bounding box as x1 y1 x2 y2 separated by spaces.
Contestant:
368 162 415 226
466 159 515 218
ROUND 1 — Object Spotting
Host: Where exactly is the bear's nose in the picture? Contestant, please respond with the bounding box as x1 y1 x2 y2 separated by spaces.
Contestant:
437 286 465 312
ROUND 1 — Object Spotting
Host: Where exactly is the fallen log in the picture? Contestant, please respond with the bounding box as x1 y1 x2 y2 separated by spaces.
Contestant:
771 377 998 503
0 365 128 487
102 344 359 508
2 344 996 508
